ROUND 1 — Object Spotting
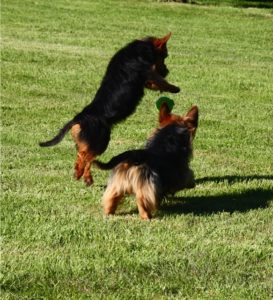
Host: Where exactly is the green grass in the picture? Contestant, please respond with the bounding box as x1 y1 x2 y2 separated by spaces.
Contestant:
1 0 273 299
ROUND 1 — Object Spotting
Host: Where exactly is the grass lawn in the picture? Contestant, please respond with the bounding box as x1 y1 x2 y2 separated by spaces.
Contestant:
1 0 273 299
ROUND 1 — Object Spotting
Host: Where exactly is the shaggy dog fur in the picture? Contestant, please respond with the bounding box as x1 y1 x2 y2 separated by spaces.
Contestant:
94 103 199 219
39 33 180 186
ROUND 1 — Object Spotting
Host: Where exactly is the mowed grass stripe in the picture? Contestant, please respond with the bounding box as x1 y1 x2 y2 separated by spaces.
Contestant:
1 0 273 299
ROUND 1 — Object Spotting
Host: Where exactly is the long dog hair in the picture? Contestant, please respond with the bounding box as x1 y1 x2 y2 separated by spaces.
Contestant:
39 33 180 186
94 103 199 219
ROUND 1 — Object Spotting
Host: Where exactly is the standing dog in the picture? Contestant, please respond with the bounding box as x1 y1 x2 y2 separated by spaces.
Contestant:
94 102 199 219
39 33 180 186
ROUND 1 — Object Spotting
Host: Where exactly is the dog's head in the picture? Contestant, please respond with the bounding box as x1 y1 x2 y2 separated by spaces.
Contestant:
158 102 199 140
143 32 173 90
146 103 198 157
148 32 171 78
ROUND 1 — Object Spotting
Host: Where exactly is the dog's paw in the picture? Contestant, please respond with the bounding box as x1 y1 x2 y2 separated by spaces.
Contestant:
170 85 180 93
84 177 94 187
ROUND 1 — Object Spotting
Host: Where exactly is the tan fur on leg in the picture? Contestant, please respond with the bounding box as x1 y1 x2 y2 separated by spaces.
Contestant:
71 124 95 185
102 164 159 218
83 152 95 186
102 184 124 215
136 196 152 220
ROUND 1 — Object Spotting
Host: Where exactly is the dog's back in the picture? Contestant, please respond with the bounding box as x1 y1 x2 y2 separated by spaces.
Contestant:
77 40 158 124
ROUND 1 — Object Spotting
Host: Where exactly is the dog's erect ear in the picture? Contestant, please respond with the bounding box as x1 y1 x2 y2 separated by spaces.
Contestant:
153 32 172 49
186 105 198 126
159 102 172 124
184 105 199 137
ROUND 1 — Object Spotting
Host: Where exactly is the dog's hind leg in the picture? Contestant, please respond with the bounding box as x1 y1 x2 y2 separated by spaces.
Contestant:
102 185 123 216
74 146 95 186
74 150 85 180
136 196 152 220
135 180 158 220
102 166 130 215
72 120 111 186
71 124 95 186
83 151 96 186
74 145 94 184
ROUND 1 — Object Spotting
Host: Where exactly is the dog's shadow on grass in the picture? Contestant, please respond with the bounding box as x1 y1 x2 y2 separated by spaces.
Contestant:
160 175 273 216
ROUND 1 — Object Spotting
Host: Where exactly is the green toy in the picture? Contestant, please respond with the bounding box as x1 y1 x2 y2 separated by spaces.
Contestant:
156 96 174 111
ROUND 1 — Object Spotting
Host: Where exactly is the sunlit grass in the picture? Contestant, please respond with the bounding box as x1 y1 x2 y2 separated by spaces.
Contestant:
1 0 273 299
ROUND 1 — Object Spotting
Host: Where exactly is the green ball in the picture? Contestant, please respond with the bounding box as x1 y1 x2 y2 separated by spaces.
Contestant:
156 96 175 111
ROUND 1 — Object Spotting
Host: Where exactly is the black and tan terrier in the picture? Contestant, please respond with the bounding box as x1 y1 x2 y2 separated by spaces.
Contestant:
94 102 199 220
39 33 180 186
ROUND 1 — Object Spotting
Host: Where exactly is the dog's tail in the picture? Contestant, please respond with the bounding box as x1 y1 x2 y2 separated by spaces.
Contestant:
94 150 149 170
39 120 75 147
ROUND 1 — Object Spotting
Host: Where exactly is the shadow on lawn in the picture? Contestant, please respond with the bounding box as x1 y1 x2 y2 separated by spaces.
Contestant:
195 174 273 185
234 1 273 9
192 0 273 9
161 175 273 216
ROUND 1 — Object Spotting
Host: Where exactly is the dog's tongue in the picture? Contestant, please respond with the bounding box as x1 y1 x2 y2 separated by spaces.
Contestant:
156 96 174 111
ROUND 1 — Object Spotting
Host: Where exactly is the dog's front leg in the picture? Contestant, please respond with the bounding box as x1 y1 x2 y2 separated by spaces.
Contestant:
146 70 180 93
